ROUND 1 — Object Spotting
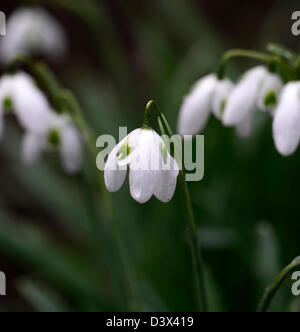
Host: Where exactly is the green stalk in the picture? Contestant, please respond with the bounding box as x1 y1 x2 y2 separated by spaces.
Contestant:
257 256 300 312
178 172 208 312
266 43 298 63
217 49 274 79
145 100 208 312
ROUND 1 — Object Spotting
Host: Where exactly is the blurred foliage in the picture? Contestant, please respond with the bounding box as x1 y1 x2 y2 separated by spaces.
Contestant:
0 0 300 312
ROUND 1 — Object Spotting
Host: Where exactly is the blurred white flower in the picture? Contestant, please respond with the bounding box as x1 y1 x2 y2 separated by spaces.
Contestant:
105 128 179 204
257 73 283 113
273 82 300 156
0 7 67 64
223 66 283 137
178 75 234 136
0 71 52 135
211 79 234 120
22 112 83 174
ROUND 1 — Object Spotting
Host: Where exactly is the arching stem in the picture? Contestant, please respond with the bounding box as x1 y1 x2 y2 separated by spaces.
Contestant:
257 256 300 312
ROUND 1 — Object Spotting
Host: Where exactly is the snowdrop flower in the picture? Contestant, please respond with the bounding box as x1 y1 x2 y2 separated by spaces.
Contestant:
105 128 179 204
0 7 67 64
22 112 83 174
223 66 283 137
178 75 234 136
257 73 283 113
0 72 52 135
273 82 300 156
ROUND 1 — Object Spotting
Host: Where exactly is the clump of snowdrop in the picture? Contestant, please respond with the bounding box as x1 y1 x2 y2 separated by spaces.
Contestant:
272 82 300 156
178 75 234 136
0 71 83 173
222 66 283 137
22 112 83 174
105 128 179 203
0 7 67 64
178 65 283 138
0 71 53 136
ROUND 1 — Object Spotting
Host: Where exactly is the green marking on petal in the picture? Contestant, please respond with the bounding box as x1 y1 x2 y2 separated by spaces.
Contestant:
264 90 277 106
3 97 13 111
161 144 168 165
117 140 131 161
48 129 60 147
220 99 227 116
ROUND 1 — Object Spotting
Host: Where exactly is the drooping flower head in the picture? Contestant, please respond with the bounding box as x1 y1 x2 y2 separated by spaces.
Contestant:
273 82 300 156
222 66 283 137
22 112 83 174
177 74 234 136
0 71 53 136
105 128 179 203
0 7 67 64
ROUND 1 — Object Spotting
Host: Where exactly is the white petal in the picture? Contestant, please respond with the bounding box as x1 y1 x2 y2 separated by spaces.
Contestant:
104 135 130 193
223 66 267 126
21 132 45 165
211 78 234 119
0 75 15 102
257 73 283 112
273 82 300 156
129 129 179 203
178 74 218 135
104 129 143 192
12 72 53 134
129 155 158 204
117 129 143 167
0 7 67 64
129 130 160 203
60 123 83 174
154 142 179 202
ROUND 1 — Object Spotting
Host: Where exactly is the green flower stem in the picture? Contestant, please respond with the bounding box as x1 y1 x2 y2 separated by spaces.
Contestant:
266 43 298 63
257 256 300 312
145 100 208 312
217 49 274 80
144 100 172 135
178 172 208 312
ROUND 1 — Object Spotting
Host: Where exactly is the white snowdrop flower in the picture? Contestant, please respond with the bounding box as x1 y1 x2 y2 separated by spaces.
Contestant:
211 79 234 120
0 72 52 134
178 75 233 135
222 66 268 127
22 112 83 174
105 128 179 204
273 82 300 156
222 66 283 137
0 7 67 64
257 73 283 113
